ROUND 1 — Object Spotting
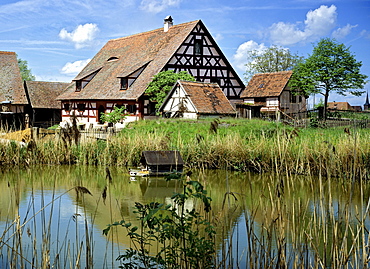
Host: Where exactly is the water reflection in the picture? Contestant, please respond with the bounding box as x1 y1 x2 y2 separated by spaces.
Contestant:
0 166 369 268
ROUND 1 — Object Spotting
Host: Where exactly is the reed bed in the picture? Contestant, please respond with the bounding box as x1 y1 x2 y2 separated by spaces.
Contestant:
0 118 369 179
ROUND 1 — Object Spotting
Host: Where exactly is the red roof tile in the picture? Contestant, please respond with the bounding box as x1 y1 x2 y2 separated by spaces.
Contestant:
25 81 70 109
0 51 28 105
241 71 293 98
57 20 199 101
175 80 236 114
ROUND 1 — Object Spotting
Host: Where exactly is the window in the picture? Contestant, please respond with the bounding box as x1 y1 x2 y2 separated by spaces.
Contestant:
119 64 147 91
194 39 203 55
63 103 70 112
127 104 136 114
77 103 86 112
76 81 82 92
121 78 128 90
75 69 100 92
290 94 297 103
210 78 221 85
107 56 119 62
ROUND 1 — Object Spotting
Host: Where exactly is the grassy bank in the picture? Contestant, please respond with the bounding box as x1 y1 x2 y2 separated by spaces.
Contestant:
0 118 369 178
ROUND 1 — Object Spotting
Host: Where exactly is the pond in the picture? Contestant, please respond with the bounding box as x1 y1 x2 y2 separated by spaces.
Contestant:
0 165 369 268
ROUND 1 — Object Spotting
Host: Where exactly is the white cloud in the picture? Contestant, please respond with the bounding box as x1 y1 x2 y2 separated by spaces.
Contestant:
233 40 267 71
332 24 357 39
140 0 181 13
59 23 99 49
61 59 91 75
269 5 337 45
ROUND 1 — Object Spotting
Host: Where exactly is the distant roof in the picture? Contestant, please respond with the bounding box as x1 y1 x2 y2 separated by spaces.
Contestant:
0 51 28 105
327 101 353 110
241 71 293 98
57 20 200 101
166 80 236 114
142 151 184 166
25 81 70 109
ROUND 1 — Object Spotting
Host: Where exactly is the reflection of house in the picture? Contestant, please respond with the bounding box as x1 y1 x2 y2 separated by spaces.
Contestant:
24 81 70 128
238 71 306 118
0 51 28 129
159 80 236 119
57 17 244 127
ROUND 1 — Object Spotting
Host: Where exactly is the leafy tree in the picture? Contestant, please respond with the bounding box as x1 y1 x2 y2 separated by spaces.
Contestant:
17 55 36 81
100 106 127 124
145 70 195 111
289 38 368 119
244 45 303 82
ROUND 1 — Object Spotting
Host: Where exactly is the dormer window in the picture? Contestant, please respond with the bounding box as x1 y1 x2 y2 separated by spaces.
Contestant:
74 68 101 92
118 64 148 91
121 78 128 90
107 56 119 62
76 81 82 91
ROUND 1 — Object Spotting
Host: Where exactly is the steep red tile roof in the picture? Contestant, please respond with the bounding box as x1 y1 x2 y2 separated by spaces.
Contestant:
0 51 28 105
25 81 70 109
175 80 236 114
57 20 200 101
241 71 293 98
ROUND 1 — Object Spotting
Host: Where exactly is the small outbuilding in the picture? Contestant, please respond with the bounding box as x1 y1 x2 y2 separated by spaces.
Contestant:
24 81 70 128
159 80 236 119
140 151 184 176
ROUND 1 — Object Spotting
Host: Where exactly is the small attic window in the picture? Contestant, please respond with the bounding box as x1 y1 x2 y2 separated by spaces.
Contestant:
258 83 264 88
107 56 119 62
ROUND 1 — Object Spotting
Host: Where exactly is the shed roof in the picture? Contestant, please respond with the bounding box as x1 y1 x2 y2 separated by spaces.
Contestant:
0 51 28 105
168 80 236 114
57 20 200 101
241 71 293 98
142 151 184 166
24 81 70 109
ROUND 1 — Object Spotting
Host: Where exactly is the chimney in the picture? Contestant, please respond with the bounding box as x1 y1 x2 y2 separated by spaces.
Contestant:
164 16 173 32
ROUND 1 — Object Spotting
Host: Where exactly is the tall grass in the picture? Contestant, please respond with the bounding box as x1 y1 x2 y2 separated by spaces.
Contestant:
1 118 369 178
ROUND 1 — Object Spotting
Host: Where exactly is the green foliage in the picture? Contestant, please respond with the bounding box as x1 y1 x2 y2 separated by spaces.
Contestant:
145 70 195 111
103 178 215 269
314 99 325 109
244 45 303 82
17 55 35 81
100 106 128 124
289 38 368 118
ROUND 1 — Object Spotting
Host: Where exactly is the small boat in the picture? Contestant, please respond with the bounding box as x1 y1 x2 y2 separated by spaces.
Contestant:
129 168 150 177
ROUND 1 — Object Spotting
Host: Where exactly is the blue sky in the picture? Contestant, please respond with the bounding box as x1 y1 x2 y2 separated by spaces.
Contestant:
1 0 369 107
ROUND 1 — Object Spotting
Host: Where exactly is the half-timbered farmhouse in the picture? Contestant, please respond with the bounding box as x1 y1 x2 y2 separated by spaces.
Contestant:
159 80 236 119
57 17 244 127
239 71 306 118
0 51 28 129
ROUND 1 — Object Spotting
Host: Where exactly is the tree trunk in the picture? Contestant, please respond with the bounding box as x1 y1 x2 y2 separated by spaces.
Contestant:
323 92 329 120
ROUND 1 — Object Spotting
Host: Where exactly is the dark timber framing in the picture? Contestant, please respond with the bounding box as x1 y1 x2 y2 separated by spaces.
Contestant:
164 21 244 101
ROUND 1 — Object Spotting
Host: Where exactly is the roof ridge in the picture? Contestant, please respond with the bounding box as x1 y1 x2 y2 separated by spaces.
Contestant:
254 70 293 76
110 20 200 43
0 51 16 55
